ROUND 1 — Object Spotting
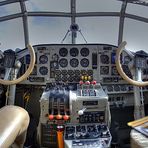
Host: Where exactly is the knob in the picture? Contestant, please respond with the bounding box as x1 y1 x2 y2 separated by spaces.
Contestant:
79 80 84 85
78 108 86 115
56 114 62 120
88 76 92 81
81 75 84 80
84 76 88 81
63 115 70 121
48 114 54 120
85 81 90 85
91 80 97 85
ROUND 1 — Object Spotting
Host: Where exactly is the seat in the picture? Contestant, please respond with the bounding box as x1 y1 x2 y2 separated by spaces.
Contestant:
0 105 30 148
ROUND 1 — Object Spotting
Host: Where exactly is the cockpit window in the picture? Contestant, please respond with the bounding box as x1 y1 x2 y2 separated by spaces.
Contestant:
0 18 25 50
0 2 21 17
25 0 70 12
76 0 122 12
28 17 71 45
123 18 148 52
76 17 119 45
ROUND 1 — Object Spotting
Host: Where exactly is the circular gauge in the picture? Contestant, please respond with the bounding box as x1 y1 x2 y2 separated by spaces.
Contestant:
70 58 79 68
87 70 93 76
61 76 67 82
59 48 68 57
39 55 48 64
80 48 89 57
68 70 74 75
74 70 81 76
55 70 61 76
81 70 87 75
70 48 79 57
59 58 68 68
124 55 131 64
100 55 109 64
114 85 120 91
39 66 48 75
61 70 67 75
80 58 89 67
107 86 113 92
100 66 109 75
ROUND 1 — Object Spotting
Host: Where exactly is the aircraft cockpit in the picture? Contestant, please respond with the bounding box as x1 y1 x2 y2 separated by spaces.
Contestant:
0 0 148 148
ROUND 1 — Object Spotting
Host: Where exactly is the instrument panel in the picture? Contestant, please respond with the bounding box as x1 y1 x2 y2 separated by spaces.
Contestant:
19 44 131 85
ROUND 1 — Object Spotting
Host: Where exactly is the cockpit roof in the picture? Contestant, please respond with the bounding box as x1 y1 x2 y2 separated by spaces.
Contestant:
0 0 148 52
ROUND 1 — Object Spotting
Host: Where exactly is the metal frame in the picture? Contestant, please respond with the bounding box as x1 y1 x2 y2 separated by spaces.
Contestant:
0 0 148 46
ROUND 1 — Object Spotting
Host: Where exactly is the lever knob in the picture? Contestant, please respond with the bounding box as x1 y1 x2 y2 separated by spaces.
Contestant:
56 114 62 120
78 108 86 115
63 115 70 121
48 114 54 120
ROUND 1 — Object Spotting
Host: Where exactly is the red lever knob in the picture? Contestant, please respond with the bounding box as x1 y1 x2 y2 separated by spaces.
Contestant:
48 114 54 120
63 115 70 121
92 80 97 85
85 81 90 85
79 80 84 85
56 114 62 120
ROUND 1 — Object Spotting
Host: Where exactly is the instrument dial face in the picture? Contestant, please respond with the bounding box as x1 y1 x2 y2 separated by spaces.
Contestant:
70 48 79 57
59 58 68 68
100 66 109 75
39 55 48 64
100 55 109 64
39 66 48 75
80 48 89 57
80 58 89 67
124 55 131 64
59 48 68 57
70 58 79 68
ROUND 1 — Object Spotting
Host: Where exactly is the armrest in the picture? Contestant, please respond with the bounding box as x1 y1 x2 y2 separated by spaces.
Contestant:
0 105 30 148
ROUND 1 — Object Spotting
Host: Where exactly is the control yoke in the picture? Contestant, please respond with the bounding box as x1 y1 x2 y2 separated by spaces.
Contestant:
116 41 148 87
0 44 35 85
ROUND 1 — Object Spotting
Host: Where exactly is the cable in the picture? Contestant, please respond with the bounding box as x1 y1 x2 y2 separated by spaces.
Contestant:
78 29 87 43
61 30 70 44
